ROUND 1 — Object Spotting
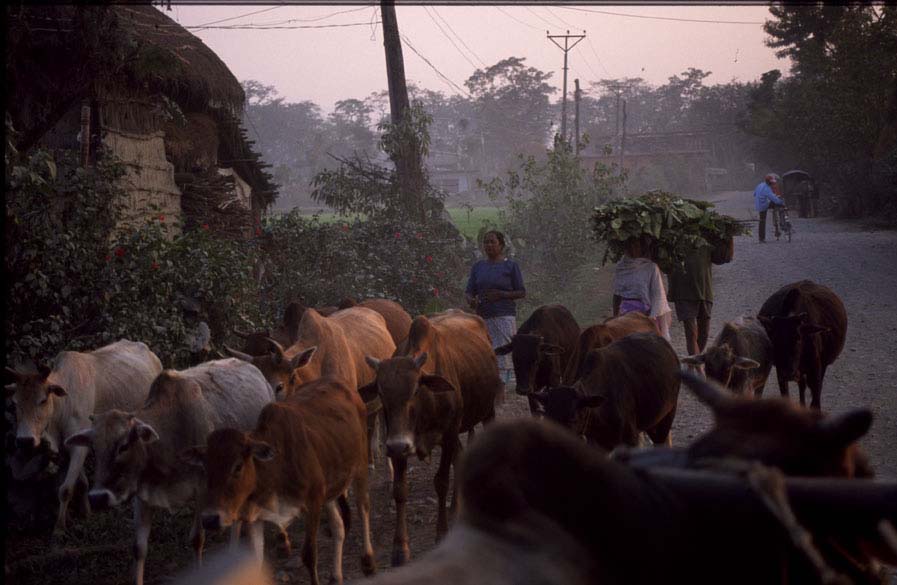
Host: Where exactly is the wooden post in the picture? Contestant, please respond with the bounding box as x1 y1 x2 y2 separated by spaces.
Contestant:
80 100 91 167
380 0 425 222
619 99 627 173
574 78 581 155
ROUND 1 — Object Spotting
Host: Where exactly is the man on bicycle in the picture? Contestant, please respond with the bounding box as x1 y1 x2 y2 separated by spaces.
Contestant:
753 174 786 243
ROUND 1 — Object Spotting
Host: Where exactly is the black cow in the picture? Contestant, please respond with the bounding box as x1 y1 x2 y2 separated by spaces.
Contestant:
494 305 580 415
758 280 847 409
681 316 773 396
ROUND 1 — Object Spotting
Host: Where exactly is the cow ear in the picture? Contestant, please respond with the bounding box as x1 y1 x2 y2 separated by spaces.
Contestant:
680 354 705 365
576 394 604 409
65 428 95 448
37 363 52 379
817 409 873 448
799 323 828 336
539 343 565 356
757 315 773 329
131 421 160 444
679 369 732 411
290 346 316 370
732 357 760 370
358 382 379 405
48 384 67 397
413 352 428 370
250 441 275 462
494 343 513 356
419 375 456 395
364 356 381 371
232 329 251 340
224 345 254 363
179 446 206 468
530 387 550 404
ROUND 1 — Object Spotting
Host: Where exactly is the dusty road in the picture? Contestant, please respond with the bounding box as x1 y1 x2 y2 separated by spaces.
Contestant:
7 193 896 584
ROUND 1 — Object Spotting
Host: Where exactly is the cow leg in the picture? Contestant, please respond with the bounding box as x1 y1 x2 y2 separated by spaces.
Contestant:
776 369 790 400
247 519 265 565
325 500 345 585
648 407 676 447
133 499 152 585
301 502 322 585
366 414 378 470
466 427 475 447
390 455 410 567
276 524 292 558
189 506 205 567
808 368 824 410
353 469 376 576
55 444 90 533
229 521 242 550
434 436 456 541
797 375 807 407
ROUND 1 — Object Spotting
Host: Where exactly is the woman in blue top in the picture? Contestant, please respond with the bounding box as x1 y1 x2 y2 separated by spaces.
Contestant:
465 230 526 387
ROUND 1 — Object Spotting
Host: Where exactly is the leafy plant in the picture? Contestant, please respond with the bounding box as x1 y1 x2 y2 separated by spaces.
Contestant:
591 190 749 273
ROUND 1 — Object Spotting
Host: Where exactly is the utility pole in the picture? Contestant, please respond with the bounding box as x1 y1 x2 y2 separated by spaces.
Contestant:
619 99 627 174
380 0 426 221
574 78 581 155
547 30 586 144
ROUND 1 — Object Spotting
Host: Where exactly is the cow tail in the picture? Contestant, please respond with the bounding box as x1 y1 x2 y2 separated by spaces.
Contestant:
337 493 351 535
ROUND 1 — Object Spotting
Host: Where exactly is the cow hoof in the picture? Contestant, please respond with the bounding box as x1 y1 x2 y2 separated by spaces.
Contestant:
361 553 377 576
391 547 410 567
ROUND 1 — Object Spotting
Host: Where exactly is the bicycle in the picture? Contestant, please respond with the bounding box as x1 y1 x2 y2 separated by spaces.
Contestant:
773 204 793 243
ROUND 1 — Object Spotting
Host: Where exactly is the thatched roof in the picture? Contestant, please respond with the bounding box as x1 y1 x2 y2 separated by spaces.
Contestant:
5 3 277 209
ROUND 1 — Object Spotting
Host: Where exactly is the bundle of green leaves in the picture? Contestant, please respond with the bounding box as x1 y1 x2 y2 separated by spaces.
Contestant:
591 191 749 273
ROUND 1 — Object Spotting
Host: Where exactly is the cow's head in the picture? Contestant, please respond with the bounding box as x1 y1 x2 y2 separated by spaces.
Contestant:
181 427 274 532
65 409 160 509
494 334 564 395
680 370 873 477
232 329 274 357
5 365 66 451
681 343 759 391
361 354 459 460
224 341 316 398
757 313 827 379
530 385 604 434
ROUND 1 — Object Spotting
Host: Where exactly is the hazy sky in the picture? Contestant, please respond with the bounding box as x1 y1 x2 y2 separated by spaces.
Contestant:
163 3 790 113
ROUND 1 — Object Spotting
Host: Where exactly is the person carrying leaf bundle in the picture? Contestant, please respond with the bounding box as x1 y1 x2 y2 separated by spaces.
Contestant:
612 236 672 340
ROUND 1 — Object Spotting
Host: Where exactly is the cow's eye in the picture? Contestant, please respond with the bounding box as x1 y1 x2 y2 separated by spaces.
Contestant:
232 462 243 476
275 383 284 394
39 397 49 405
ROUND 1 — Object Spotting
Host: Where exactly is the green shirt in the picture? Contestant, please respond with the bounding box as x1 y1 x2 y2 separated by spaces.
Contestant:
667 246 713 303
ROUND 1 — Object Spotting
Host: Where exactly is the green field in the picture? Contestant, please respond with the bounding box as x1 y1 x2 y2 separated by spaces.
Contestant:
297 207 502 242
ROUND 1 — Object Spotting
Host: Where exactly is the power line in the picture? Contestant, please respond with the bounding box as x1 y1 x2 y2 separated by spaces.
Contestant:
431 7 487 68
524 6 558 30
194 5 283 28
574 44 601 82
240 5 374 27
543 6 577 30
400 33 470 97
423 6 478 70
494 6 541 32
555 6 764 25
586 37 613 78
182 21 381 30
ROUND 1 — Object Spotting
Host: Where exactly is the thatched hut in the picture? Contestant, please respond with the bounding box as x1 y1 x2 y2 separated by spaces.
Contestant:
5 3 277 238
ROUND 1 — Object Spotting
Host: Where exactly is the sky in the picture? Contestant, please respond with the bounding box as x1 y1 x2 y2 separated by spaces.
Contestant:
162 3 791 114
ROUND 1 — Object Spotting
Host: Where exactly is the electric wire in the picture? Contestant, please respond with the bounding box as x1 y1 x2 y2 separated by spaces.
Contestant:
431 7 487 67
423 6 478 70
555 5 764 25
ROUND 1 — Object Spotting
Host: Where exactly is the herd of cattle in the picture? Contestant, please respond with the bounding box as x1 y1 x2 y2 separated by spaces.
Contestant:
5 281 896 585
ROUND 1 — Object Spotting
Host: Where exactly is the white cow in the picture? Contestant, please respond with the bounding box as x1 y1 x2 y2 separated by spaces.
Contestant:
66 358 274 585
5 339 162 531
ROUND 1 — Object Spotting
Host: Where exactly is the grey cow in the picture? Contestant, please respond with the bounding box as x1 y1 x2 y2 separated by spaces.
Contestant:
681 316 773 396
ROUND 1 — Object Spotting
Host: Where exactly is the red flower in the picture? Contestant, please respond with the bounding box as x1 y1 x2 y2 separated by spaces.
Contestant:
150 261 160 270
104 255 111 263
394 232 401 239
415 232 423 239
158 214 165 222
341 224 349 232
425 255 433 263
114 247 125 257
255 227 262 236
432 287 440 297
201 223 210 231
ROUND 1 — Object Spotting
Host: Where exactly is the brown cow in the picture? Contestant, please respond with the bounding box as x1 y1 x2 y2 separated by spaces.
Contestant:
361 310 502 566
355 299 412 346
234 301 306 356
681 316 773 397
532 332 679 449
185 378 374 585
758 280 847 409
362 418 897 585
564 311 658 382
494 305 580 415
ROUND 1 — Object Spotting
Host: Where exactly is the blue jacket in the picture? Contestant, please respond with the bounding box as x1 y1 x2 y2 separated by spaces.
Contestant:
753 182 785 212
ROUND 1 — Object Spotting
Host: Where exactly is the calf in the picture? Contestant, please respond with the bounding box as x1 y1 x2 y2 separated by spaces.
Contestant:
361 311 502 566
494 304 580 414
5 339 162 531
363 418 897 585
65 359 273 585
185 378 375 585
758 280 847 409
564 311 658 382
532 332 679 449
681 316 773 396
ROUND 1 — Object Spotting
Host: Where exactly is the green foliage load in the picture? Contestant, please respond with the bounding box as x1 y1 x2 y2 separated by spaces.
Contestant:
591 191 748 273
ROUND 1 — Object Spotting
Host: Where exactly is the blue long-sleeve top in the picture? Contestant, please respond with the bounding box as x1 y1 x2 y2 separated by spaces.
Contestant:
465 258 525 318
753 182 785 212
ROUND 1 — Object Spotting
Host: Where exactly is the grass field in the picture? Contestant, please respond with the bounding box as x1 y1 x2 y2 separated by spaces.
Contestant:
296 207 502 242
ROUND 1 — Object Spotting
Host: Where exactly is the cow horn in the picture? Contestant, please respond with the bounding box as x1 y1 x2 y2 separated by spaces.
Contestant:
264 337 287 356
678 369 731 411
232 329 251 339
223 345 254 363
